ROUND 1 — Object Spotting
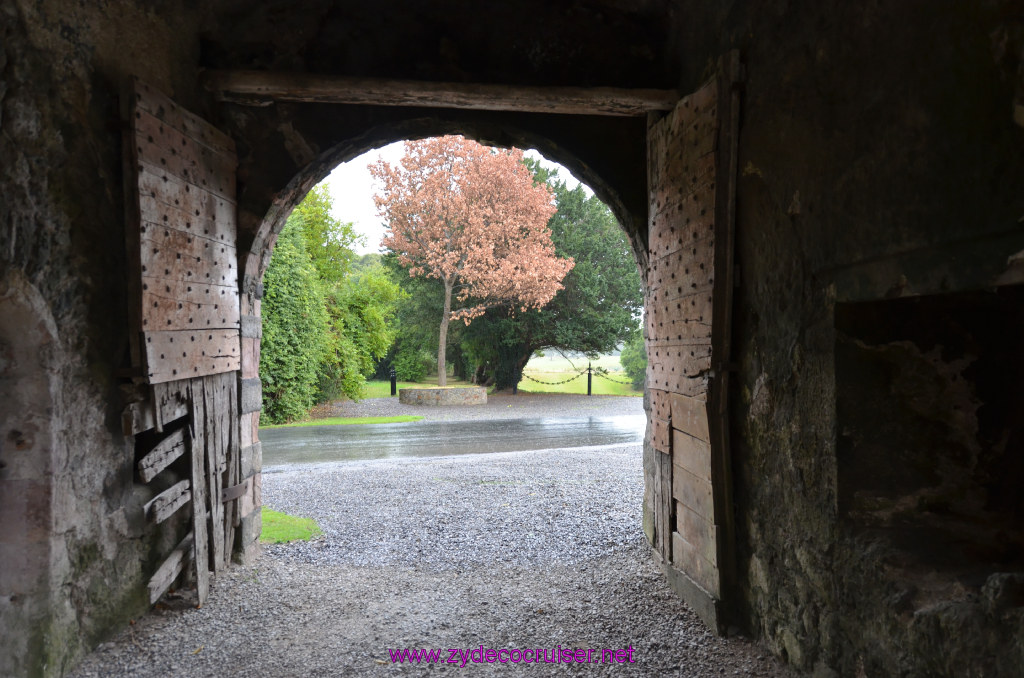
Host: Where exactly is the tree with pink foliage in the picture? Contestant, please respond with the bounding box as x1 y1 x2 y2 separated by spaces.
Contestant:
371 136 573 386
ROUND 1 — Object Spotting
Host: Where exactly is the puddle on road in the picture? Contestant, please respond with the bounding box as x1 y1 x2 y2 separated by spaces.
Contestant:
260 416 645 466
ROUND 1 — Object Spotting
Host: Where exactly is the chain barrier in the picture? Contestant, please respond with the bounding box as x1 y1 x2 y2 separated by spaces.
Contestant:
592 369 635 385
520 371 587 386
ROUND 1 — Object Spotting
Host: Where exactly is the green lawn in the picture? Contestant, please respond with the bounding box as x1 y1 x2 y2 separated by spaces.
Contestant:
260 508 322 544
260 415 423 430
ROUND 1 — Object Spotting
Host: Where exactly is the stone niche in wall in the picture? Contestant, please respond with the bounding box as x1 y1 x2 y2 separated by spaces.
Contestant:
835 287 1024 602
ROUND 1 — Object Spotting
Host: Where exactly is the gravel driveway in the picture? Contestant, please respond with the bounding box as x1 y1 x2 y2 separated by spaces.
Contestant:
68 397 792 678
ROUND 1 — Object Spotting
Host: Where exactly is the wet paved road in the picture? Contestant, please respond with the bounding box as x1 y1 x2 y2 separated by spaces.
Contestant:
260 415 645 466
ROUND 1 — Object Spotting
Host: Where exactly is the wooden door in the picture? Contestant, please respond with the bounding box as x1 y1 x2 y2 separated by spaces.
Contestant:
643 52 742 631
121 80 243 605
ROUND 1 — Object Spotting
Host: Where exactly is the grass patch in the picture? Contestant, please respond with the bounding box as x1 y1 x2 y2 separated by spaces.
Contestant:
260 415 423 430
260 508 322 544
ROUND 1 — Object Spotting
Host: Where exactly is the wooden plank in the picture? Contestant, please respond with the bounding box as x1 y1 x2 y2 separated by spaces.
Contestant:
143 479 191 524
704 49 743 619
672 531 720 598
673 429 712 482
141 278 241 332
138 163 235 241
672 464 715 523
188 378 210 605
153 380 191 426
646 371 708 399
650 449 673 563
659 557 722 632
139 222 238 299
649 415 671 454
670 393 709 442
224 373 240 552
148 531 194 605
135 108 236 201
133 79 236 156
646 350 713 390
677 501 718 567
123 401 155 436
137 428 187 483
649 388 671 422
650 153 716 229
648 245 716 297
142 329 241 383
123 82 146 372
646 319 712 348
205 70 680 117
205 374 226 571
647 289 714 328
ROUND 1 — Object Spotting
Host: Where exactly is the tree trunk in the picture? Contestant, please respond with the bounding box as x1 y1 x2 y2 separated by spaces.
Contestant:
438 279 453 386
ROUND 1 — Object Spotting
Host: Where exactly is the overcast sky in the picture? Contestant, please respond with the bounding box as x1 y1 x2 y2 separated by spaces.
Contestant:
320 141 587 255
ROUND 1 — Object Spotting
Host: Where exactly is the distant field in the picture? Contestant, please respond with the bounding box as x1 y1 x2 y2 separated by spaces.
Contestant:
519 352 640 397
524 352 623 372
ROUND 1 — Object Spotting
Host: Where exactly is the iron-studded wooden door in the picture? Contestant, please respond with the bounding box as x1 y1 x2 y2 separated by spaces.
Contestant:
121 79 243 605
643 52 741 632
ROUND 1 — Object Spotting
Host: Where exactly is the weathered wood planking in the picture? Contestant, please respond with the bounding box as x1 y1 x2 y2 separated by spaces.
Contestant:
133 80 236 156
645 60 732 627
143 479 192 524
673 429 712 482
139 223 238 291
649 177 716 261
202 372 237 572
206 70 680 117
127 79 240 385
138 164 235 242
647 242 716 299
704 50 743 622
647 359 711 395
649 416 671 454
135 108 236 201
649 388 672 423
670 393 710 443
148 531 194 605
221 372 239 554
672 531 720 598
677 501 719 567
188 378 210 605
142 330 240 383
141 281 240 331
672 464 715 523
137 428 187 482
648 449 674 563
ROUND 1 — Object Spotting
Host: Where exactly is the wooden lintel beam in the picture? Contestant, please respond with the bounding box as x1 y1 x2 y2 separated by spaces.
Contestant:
204 70 679 117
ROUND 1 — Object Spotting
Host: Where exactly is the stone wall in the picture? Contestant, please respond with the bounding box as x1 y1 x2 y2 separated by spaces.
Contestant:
0 3 213 675
708 1 1024 674
399 387 487 406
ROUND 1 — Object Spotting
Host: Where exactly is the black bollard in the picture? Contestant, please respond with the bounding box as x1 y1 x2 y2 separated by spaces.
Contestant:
390 367 397 396
587 361 592 396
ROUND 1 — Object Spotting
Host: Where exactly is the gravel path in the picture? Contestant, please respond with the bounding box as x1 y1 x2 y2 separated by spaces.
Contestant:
69 399 792 678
